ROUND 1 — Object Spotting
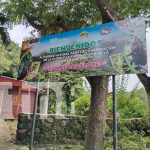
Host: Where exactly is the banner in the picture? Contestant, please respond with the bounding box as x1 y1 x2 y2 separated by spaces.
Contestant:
18 17 147 80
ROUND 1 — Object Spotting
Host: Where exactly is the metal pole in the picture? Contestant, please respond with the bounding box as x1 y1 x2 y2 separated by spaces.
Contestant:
29 81 39 150
112 75 117 150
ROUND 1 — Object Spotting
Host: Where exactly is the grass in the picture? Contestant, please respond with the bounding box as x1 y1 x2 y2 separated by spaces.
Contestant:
33 145 83 150
6 120 18 142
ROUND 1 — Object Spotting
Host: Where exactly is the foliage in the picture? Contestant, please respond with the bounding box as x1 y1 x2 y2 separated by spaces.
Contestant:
17 113 150 149
4 119 150 150
61 101 68 114
48 88 57 113
105 130 150 150
110 0 150 26
105 118 150 150
1 0 150 32
62 77 85 113
107 89 149 118
1 0 101 34
131 87 147 100
0 13 10 45
37 77 85 114
0 40 20 78
74 94 90 116
116 75 129 93
1 1 150 149
74 88 148 118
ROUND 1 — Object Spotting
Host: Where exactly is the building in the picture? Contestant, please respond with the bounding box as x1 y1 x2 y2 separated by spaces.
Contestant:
0 76 37 119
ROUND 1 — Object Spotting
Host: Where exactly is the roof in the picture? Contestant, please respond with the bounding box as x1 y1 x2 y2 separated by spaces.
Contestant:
0 76 37 92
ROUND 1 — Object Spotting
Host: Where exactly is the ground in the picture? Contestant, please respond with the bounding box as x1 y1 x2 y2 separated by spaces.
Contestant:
0 119 82 150
0 120 19 150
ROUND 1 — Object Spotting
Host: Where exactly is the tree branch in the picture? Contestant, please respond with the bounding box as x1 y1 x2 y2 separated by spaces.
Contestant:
137 74 150 91
25 15 44 30
54 15 71 31
25 14 71 33
57 23 71 31
96 0 117 23
81 22 88 28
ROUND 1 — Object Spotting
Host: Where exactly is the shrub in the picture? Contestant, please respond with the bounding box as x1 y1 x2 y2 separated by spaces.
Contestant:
74 94 90 116
107 90 148 119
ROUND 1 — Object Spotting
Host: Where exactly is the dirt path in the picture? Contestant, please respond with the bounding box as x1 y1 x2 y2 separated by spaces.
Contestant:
0 120 19 150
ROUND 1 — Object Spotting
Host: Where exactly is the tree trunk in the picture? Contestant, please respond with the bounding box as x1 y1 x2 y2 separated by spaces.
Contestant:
84 76 109 150
84 1 114 149
137 74 150 122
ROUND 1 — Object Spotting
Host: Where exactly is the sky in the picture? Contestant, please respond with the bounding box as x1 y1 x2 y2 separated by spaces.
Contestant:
8 24 150 91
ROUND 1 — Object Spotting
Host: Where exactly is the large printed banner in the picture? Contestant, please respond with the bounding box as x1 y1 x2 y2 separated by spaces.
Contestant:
18 17 147 80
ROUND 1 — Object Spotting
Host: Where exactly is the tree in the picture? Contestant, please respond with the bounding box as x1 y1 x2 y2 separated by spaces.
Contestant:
0 40 20 77
95 0 150 122
1 1 109 149
1 0 150 150
137 74 150 121
28 71 85 114
62 77 84 113
0 13 10 45
107 0 150 121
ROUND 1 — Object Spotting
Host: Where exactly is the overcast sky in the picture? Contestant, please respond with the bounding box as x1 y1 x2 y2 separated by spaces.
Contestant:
8 25 150 91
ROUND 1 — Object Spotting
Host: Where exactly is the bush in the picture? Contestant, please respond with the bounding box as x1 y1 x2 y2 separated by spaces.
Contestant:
107 90 148 119
74 94 90 116
75 88 148 118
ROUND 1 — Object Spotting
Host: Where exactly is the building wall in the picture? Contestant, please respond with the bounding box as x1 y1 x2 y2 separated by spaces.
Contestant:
0 89 14 119
0 88 35 119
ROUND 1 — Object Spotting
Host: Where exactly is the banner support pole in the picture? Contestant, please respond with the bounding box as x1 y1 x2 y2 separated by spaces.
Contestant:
29 81 39 150
112 75 117 150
